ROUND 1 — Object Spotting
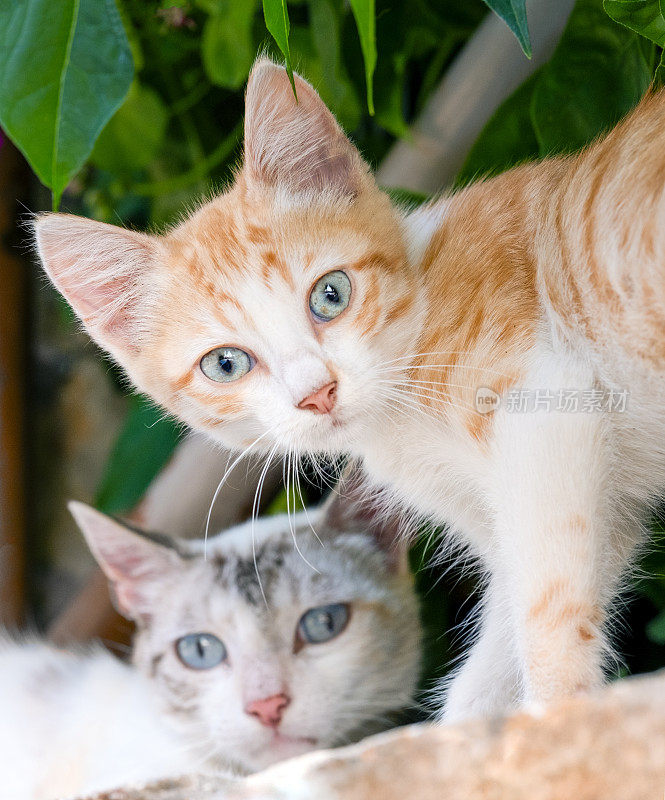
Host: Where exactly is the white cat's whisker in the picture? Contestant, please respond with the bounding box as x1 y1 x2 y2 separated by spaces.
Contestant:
294 454 324 548
383 385 485 418
285 447 320 574
378 351 513 375
251 442 280 607
377 377 482 411
204 427 275 558
378 387 449 421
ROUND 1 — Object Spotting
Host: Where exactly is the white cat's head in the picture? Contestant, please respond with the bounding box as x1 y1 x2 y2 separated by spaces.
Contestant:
33 59 424 459
69 493 421 772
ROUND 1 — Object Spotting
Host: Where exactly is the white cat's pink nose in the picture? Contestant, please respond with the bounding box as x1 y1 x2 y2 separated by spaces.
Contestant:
297 381 337 414
245 692 290 728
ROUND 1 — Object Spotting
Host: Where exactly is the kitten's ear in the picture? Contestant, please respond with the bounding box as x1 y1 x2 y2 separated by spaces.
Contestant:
243 59 368 197
68 501 181 622
321 463 410 575
33 214 160 360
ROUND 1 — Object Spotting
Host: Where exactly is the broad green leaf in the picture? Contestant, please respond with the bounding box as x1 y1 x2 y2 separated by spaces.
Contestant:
95 396 183 515
603 0 665 46
0 0 133 209
349 0 377 114
646 609 665 644
203 0 258 89
656 51 665 85
457 70 541 185
482 0 532 57
91 82 168 174
308 0 361 130
262 0 296 96
531 0 651 156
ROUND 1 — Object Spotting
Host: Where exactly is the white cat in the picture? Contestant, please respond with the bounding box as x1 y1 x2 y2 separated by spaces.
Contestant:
1 492 420 800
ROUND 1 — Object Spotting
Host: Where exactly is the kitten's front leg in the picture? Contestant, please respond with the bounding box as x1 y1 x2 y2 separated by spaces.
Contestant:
491 386 618 706
440 579 520 723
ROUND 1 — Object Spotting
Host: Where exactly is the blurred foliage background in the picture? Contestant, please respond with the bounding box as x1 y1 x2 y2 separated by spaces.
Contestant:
1 0 665 701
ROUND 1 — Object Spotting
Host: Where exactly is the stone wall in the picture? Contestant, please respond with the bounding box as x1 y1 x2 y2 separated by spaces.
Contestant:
83 669 665 800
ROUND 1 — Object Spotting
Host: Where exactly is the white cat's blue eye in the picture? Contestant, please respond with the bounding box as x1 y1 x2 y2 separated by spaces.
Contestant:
200 347 253 383
176 633 227 669
298 603 349 644
309 270 352 321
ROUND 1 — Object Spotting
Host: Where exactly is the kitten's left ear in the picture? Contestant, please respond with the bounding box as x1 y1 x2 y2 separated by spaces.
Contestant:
321 463 410 575
243 59 369 197
68 501 181 623
32 214 161 363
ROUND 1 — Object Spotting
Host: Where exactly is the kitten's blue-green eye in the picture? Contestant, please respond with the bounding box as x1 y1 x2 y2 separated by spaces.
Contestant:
298 603 349 644
309 270 351 321
176 633 226 669
200 347 252 383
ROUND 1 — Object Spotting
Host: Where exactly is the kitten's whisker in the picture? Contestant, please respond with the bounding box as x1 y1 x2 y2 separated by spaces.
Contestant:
379 376 479 394
294 454 324 547
204 428 274 558
379 349 512 369
386 381 481 414
285 447 320 573
251 442 280 608
383 385 485 418
376 361 512 379
377 377 484 408
379 388 443 420
305 453 337 493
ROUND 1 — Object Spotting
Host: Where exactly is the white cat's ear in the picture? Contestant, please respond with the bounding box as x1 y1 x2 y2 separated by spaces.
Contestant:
68 501 180 622
321 464 410 575
243 59 368 197
33 214 160 360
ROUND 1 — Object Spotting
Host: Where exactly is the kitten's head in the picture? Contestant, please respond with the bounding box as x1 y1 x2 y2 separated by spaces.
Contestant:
69 493 421 772
34 60 422 457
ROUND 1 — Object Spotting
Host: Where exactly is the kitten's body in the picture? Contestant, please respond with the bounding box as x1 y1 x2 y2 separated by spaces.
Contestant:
0 638 199 800
2 503 420 799
34 61 665 721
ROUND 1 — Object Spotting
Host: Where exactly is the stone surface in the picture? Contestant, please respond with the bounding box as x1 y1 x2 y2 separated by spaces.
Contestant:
83 670 665 800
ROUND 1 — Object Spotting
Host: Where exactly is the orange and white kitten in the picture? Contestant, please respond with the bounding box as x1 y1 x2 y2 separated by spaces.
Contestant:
34 59 665 721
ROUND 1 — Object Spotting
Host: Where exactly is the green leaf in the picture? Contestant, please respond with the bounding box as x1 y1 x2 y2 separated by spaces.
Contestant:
262 0 296 97
91 82 168 174
457 70 541 185
646 609 665 644
95 396 183 515
349 0 377 114
307 0 361 130
482 0 532 57
0 0 133 209
265 485 305 516
203 0 258 90
531 0 652 156
603 0 665 46
655 50 665 85
384 186 429 207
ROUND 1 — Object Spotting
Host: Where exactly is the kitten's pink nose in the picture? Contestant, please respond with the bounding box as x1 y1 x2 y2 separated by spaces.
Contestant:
297 381 337 414
245 692 291 728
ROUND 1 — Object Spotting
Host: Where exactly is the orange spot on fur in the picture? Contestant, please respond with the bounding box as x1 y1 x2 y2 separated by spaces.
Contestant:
246 224 270 245
384 295 414 325
355 272 381 338
261 249 294 289
354 252 399 274
170 371 194 394
527 580 602 640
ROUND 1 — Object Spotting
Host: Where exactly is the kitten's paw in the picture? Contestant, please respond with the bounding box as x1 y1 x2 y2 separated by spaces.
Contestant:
437 666 520 725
